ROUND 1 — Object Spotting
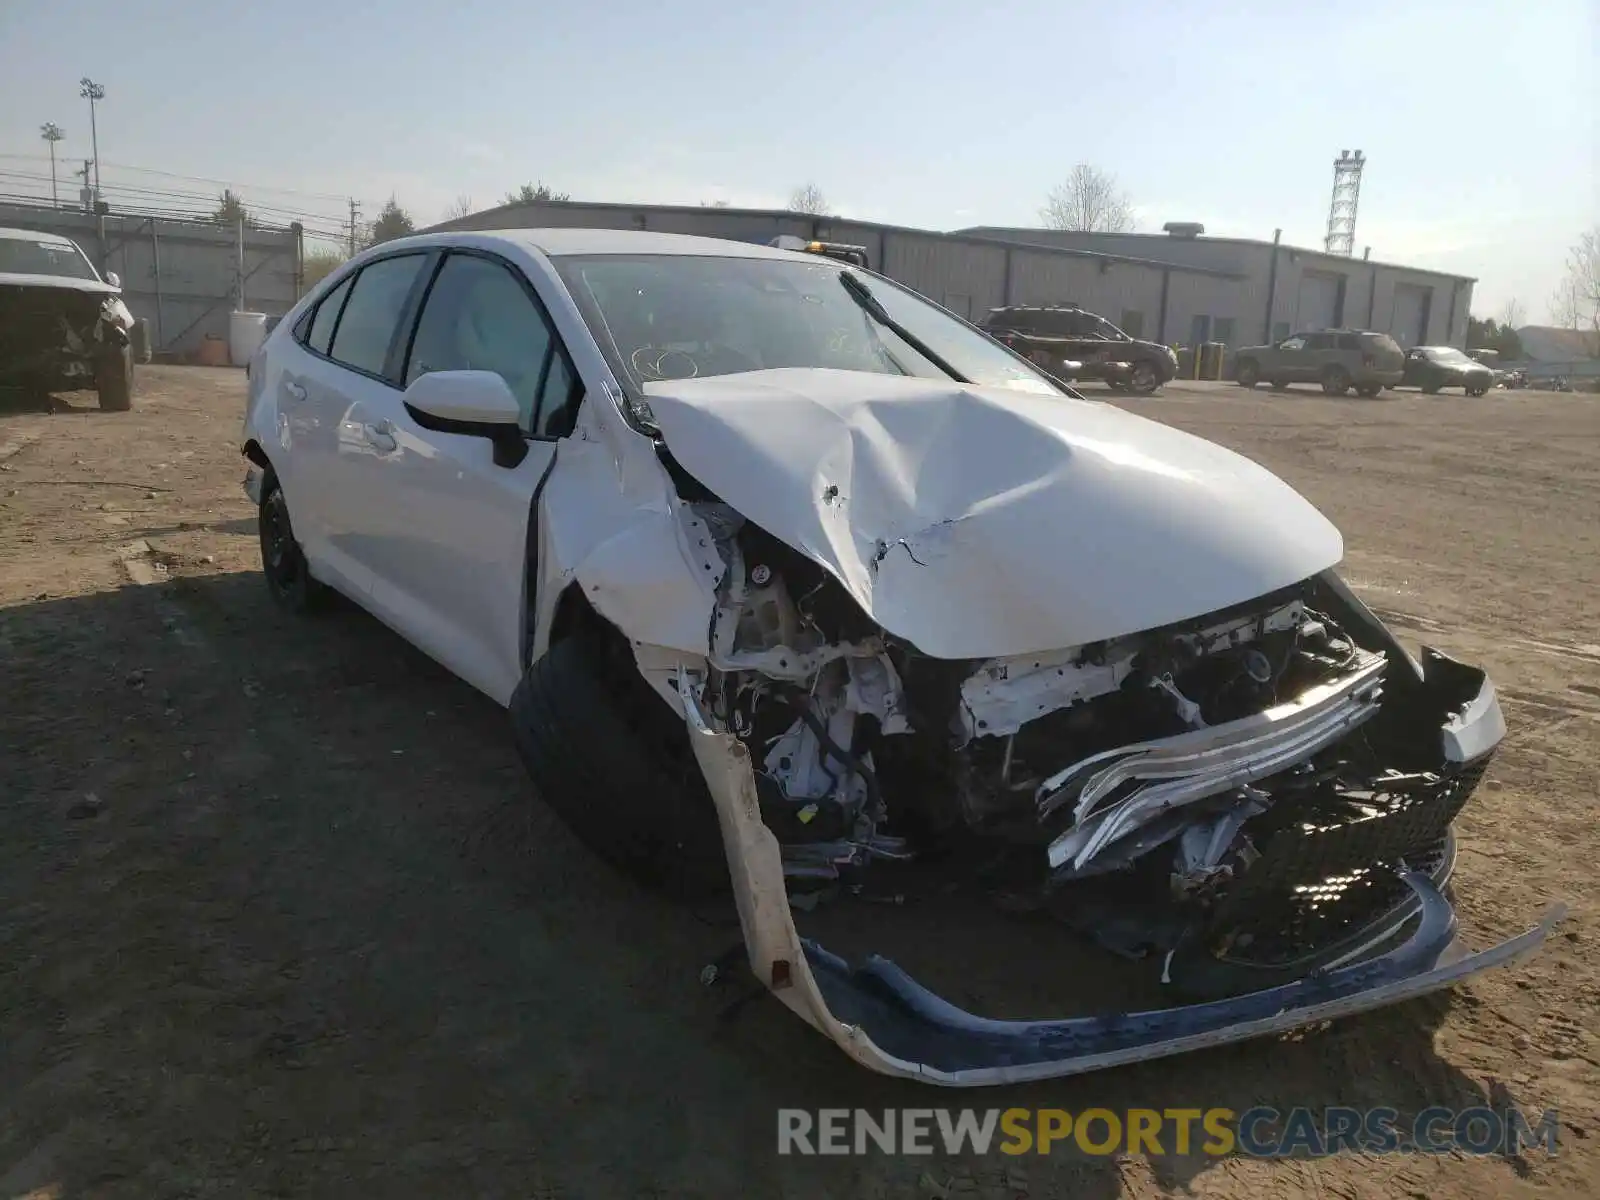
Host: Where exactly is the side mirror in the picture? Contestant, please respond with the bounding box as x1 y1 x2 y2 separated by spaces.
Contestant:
403 370 528 468
105 271 121 289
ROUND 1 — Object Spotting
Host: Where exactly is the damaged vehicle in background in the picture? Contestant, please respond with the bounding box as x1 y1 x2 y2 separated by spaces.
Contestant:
240 227 1559 1085
0 226 135 411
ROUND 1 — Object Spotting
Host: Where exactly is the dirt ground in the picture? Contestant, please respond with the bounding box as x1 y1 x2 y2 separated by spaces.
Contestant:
0 367 1594 1199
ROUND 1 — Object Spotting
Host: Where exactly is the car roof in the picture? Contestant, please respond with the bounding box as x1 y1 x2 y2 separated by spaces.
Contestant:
0 226 79 247
434 227 804 261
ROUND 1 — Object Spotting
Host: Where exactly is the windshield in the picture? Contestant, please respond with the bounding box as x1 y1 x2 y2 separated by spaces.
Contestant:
1427 347 1473 365
0 237 98 281
552 253 1062 412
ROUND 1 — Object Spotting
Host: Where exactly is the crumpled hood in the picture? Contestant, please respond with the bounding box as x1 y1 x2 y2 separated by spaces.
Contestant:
644 369 1343 659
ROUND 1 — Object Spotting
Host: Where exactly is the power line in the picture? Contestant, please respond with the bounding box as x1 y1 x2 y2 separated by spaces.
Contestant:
0 151 355 204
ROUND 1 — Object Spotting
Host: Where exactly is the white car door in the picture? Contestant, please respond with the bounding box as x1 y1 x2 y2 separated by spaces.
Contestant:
342 250 585 705
297 251 433 596
271 271 367 592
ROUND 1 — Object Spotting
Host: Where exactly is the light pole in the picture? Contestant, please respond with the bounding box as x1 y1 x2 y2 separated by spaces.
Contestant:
79 77 105 202
39 123 64 206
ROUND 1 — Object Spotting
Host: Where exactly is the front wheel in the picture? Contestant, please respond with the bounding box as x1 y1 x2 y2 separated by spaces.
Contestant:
259 471 328 613
510 634 729 899
1321 366 1352 396
96 345 134 412
1236 359 1260 388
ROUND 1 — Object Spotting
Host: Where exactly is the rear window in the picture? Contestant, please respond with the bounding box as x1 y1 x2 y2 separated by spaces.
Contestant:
1359 332 1402 353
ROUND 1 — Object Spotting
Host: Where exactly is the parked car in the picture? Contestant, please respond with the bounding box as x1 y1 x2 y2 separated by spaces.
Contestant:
241 228 1553 1085
1233 329 1404 396
979 304 1177 394
1401 346 1496 396
0 226 136 410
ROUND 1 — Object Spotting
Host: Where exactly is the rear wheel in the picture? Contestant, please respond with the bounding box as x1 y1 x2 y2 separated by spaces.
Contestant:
1268 379 1290 392
1236 358 1260 388
95 345 134 412
1321 366 1352 396
510 633 729 900
1422 382 1441 395
1356 382 1384 398
258 471 328 613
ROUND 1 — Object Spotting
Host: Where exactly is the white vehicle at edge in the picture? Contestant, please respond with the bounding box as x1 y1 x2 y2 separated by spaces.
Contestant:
241 228 1558 1085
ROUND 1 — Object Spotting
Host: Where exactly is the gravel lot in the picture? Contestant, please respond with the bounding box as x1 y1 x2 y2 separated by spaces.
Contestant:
1 367 1594 1199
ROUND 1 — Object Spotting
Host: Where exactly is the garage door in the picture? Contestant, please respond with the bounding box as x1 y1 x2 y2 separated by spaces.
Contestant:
1295 272 1342 330
1391 284 1431 347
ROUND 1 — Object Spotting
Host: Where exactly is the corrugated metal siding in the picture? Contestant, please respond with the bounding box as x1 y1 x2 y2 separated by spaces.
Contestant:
1163 271 1245 346
1005 249 1168 336
431 202 1475 351
882 233 1007 315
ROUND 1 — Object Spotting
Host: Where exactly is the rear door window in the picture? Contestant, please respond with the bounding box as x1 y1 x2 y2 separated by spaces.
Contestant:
305 275 354 356
1306 333 1335 351
328 254 428 379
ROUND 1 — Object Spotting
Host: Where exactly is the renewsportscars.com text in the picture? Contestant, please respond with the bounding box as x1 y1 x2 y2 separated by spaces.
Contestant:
777 1106 1560 1158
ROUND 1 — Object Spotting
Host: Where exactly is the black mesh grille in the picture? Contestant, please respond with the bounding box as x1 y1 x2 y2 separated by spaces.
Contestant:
1205 758 1488 966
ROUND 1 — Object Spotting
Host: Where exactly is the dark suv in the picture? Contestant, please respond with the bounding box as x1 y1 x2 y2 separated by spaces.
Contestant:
979 305 1178 394
1233 329 1405 397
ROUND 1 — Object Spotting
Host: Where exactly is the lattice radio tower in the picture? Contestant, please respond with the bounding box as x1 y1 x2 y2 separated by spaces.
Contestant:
1324 149 1365 256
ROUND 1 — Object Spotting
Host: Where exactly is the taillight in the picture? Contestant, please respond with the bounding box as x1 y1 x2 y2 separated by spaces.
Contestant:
1362 354 1375 367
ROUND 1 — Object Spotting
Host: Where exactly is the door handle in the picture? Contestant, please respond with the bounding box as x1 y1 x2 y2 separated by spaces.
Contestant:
284 380 307 401
364 422 397 452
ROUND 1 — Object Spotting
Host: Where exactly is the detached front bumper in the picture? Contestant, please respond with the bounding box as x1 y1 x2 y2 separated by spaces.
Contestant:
679 662 1560 1086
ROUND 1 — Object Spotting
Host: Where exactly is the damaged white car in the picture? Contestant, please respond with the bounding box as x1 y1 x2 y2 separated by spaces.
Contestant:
242 229 1558 1085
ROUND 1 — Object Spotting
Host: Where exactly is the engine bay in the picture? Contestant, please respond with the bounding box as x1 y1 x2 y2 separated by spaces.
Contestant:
680 501 1498 984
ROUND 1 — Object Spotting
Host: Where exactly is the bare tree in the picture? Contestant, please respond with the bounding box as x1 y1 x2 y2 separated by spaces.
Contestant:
1040 165 1135 233
1549 227 1600 354
1499 297 1525 330
443 194 475 221
788 183 831 215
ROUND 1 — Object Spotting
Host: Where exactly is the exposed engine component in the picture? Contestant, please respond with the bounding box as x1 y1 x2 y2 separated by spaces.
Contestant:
695 505 1420 946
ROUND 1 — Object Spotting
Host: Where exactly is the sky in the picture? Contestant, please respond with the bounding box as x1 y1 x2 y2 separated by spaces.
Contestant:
1 0 1594 319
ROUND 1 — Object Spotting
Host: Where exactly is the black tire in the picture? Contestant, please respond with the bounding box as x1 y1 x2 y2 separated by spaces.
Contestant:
258 471 328 613
96 345 134 412
1321 366 1351 396
1236 358 1260 388
1422 382 1441 395
1127 360 1161 394
1356 382 1384 398
510 635 729 900
1268 379 1290 392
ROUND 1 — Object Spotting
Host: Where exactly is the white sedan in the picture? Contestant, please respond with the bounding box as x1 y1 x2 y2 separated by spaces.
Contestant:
242 228 1555 1085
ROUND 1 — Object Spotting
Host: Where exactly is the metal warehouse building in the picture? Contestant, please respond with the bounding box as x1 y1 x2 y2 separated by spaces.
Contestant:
433 200 1475 351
